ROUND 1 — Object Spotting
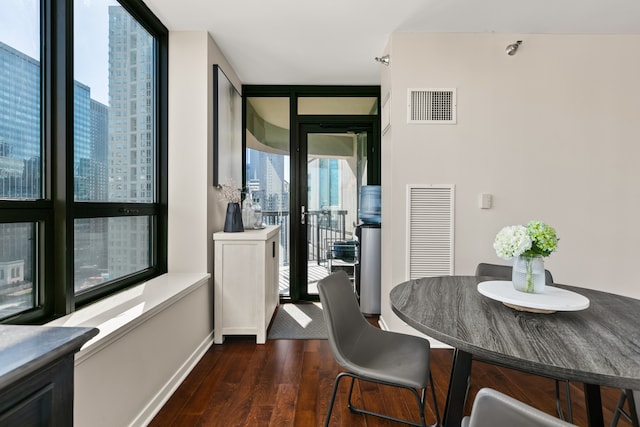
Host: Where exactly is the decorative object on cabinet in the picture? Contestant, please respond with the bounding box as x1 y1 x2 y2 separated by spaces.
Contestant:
223 202 243 232
220 178 243 232
213 225 280 344
241 191 264 230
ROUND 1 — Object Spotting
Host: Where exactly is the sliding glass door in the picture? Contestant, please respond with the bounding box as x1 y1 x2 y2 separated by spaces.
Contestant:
297 123 371 299
244 88 380 302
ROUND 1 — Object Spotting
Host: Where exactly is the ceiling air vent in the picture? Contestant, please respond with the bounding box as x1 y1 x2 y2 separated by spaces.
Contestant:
407 88 456 124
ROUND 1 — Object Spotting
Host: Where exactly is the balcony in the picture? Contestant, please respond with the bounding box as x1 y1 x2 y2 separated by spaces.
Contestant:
263 209 354 296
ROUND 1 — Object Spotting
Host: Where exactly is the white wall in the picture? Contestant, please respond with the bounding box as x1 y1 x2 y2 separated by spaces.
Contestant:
166 29 242 345
167 31 210 273
380 33 640 335
168 31 241 274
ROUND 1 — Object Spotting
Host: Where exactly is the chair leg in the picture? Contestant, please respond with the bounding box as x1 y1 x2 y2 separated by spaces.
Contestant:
325 372 349 427
346 375 357 411
555 380 573 423
565 380 573 423
416 387 427 427
329 371 439 427
429 371 441 426
347 385 430 427
628 390 640 427
611 390 640 427
612 392 624 427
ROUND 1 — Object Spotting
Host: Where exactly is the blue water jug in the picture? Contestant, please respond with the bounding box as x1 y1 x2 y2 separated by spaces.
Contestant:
359 185 381 224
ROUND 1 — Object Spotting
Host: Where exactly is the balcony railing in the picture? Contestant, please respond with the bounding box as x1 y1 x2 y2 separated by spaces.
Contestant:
262 209 352 266
263 210 290 264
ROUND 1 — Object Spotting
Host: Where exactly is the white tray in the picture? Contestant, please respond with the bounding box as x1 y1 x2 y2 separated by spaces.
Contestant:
477 280 590 313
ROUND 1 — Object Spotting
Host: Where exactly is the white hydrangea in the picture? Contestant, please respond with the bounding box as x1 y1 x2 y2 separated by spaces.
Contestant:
493 225 532 260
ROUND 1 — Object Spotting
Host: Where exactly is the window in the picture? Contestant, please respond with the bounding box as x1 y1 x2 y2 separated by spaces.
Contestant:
0 0 44 322
0 0 167 323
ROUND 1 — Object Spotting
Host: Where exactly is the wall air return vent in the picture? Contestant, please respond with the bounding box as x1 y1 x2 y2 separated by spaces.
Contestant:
406 184 455 280
407 88 456 124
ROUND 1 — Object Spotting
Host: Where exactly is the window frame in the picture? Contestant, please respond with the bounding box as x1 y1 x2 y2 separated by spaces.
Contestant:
0 203 53 323
69 0 168 308
0 0 168 324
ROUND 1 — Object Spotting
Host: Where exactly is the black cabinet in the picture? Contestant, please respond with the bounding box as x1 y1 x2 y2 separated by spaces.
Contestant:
0 326 98 426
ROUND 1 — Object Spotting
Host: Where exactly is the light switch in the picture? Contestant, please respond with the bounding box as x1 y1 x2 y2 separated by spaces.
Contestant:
480 193 492 209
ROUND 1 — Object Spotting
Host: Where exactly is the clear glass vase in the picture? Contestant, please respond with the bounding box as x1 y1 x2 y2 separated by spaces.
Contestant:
512 254 545 293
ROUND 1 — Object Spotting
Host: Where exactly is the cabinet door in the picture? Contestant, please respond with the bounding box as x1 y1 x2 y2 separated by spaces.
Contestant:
221 242 258 330
0 385 54 427
0 356 74 427
264 235 279 326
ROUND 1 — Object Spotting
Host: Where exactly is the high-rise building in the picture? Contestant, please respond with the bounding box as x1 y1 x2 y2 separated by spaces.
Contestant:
0 39 114 293
74 101 109 291
74 81 92 200
0 41 41 200
0 41 106 203
1 5 161 302
90 99 109 201
0 42 41 312
106 6 154 279
246 149 287 212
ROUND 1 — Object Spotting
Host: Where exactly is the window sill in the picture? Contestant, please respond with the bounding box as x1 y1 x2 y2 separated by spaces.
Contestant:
47 272 210 363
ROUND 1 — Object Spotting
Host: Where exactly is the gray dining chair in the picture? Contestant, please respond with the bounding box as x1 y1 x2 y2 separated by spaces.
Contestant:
610 389 639 427
461 388 577 427
317 270 440 427
474 263 572 423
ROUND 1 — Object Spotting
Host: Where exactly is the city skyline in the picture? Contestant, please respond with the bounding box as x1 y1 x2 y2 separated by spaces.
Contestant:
0 0 117 105
0 3 154 309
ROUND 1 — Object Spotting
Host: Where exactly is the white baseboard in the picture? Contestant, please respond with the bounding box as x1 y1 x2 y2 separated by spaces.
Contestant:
131 332 214 427
378 314 390 331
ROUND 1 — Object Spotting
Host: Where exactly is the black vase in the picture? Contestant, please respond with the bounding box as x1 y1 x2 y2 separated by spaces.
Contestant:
224 202 244 232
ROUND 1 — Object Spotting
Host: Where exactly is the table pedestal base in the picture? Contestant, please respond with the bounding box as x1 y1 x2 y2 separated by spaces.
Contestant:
584 384 604 427
442 349 605 427
442 349 472 427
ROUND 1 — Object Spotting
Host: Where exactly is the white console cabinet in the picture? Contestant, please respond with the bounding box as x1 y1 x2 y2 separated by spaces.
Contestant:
213 225 280 344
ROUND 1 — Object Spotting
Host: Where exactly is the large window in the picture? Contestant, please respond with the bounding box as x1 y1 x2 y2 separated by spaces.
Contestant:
0 0 167 323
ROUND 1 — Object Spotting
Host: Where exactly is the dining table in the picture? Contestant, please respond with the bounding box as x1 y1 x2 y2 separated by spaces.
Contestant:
389 275 640 427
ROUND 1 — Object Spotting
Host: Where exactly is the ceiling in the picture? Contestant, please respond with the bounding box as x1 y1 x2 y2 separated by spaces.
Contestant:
143 0 640 86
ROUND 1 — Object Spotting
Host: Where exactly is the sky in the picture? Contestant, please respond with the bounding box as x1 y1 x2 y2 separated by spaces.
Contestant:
0 0 39 59
0 0 118 105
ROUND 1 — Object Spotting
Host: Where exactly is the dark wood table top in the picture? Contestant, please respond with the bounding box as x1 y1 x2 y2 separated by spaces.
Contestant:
390 276 640 390
0 325 98 389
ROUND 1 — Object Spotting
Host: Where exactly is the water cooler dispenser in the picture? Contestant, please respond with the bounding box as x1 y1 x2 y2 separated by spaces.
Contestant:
356 185 381 315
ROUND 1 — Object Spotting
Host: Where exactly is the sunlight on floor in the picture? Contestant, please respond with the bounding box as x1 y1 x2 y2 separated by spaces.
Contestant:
282 302 323 329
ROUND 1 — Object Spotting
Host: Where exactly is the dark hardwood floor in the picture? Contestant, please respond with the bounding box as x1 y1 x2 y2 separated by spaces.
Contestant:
150 320 628 427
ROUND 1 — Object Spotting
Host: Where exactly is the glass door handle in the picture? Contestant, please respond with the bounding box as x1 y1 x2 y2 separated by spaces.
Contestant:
301 206 306 225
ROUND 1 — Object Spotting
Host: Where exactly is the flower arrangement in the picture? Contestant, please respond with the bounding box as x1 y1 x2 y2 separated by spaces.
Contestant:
219 177 241 204
493 220 558 260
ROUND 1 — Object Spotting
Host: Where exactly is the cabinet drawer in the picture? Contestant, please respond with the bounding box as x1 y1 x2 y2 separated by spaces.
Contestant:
0 356 73 427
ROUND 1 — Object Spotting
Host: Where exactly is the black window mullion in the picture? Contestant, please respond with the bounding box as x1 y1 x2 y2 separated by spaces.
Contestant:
49 0 75 317
72 202 157 218
40 0 54 324
2 0 168 324
1 0 56 324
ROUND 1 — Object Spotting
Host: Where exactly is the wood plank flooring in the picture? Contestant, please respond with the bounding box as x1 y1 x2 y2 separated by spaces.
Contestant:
150 324 628 426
